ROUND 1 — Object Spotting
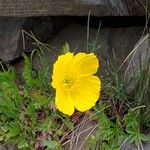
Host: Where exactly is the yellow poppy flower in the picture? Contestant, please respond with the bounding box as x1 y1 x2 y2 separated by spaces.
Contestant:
51 52 101 116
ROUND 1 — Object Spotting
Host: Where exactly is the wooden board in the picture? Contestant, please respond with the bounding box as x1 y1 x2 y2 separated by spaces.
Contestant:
0 0 149 17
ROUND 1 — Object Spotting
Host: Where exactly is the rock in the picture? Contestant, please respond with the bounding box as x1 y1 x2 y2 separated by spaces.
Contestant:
22 17 53 53
0 16 70 62
47 23 144 66
22 17 70 53
121 136 150 150
0 17 26 62
124 34 150 94
0 144 17 150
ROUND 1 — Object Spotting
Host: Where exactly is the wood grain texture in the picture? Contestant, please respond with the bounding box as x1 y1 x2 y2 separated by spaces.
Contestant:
0 0 149 17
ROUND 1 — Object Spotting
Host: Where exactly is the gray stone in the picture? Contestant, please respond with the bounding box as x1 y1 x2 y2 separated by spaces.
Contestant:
0 17 25 62
22 17 53 53
47 23 144 66
0 16 70 62
121 137 150 150
124 34 150 94
22 17 70 53
0 144 17 150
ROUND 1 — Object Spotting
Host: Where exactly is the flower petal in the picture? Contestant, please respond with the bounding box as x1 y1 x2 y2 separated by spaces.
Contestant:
72 53 99 76
51 52 73 88
55 88 75 115
71 75 101 112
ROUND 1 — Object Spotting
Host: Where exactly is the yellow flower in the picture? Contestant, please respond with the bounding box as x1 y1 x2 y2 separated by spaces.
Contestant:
51 52 101 115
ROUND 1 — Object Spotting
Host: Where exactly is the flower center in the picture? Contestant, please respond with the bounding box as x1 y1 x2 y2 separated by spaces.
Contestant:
62 72 76 89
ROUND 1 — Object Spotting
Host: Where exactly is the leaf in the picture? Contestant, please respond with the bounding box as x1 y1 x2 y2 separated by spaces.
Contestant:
0 69 21 103
62 42 70 54
31 90 50 109
124 109 150 146
0 93 18 118
26 103 37 124
111 117 126 138
97 105 115 141
39 119 52 132
18 139 29 149
6 122 21 138
22 53 40 88
42 140 60 150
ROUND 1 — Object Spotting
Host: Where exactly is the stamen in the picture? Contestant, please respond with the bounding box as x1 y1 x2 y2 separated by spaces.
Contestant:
62 72 76 89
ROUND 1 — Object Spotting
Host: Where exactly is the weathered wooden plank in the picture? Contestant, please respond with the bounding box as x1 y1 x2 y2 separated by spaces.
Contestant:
0 0 149 17
0 0 143 17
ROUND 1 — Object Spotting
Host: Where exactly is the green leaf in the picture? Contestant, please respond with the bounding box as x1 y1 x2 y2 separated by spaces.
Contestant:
0 93 18 118
0 69 21 103
6 122 21 138
31 91 50 109
125 109 140 131
42 140 60 150
111 117 126 139
62 42 70 53
22 53 40 88
26 103 36 124
39 119 52 132
124 109 150 146
18 139 29 149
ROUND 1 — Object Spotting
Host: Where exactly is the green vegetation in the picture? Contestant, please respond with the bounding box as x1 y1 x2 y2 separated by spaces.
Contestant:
0 50 74 149
0 19 150 149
